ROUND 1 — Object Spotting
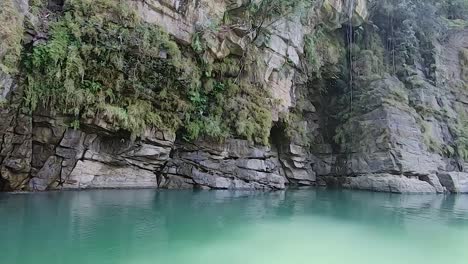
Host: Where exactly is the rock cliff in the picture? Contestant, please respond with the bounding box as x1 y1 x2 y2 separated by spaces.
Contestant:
0 0 467 193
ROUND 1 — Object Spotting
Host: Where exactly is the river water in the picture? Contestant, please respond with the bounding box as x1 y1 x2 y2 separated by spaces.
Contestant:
0 189 467 264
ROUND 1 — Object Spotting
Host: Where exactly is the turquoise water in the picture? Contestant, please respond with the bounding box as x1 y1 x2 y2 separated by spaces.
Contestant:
1 189 467 264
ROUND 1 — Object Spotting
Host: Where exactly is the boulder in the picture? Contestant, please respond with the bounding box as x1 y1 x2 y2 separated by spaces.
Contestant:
63 160 158 189
420 174 445 193
29 155 63 191
437 172 468 193
344 174 437 194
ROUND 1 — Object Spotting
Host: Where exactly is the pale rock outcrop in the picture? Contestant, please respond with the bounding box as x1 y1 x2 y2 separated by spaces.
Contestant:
437 172 468 193
63 160 157 189
344 174 437 194
420 174 445 193
279 144 316 185
59 128 174 189
28 117 176 190
161 139 287 190
4 0 468 194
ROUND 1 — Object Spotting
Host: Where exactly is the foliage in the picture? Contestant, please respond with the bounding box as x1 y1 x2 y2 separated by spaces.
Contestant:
29 0 48 14
460 49 468 82
439 0 468 20
304 26 347 85
279 111 310 146
185 20 275 145
370 0 468 78
183 66 274 145
304 29 323 77
247 0 309 21
420 121 442 153
0 0 23 74
24 0 274 145
369 0 445 77
23 0 192 138
453 113 468 160
241 0 312 41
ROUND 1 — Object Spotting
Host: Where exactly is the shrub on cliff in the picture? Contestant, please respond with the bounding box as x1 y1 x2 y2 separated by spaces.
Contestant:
0 0 23 75
23 0 192 137
23 0 274 145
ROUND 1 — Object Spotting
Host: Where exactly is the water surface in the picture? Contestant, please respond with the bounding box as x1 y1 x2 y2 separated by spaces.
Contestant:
1 189 467 264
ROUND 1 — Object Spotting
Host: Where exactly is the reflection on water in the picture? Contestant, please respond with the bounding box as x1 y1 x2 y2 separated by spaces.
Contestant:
0 189 467 264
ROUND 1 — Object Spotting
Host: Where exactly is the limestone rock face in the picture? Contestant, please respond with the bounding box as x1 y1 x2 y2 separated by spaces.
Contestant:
343 174 437 194
437 172 468 193
1 113 307 191
314 33 468 193
322 0 368 28
279 144 316 185
50 127 174 190
63 160 157 189
161 139 287 190
0 113 32 190
2 0 468 194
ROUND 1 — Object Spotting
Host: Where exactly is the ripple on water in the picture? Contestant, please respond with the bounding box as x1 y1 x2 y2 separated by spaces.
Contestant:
0 189 467 264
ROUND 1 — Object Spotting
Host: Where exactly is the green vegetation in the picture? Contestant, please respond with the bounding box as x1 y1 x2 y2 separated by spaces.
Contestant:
304 27 345 79
439 0 468 20
453 114 468 160
460 49 468 82
183 41 274 144
23 0 191 137
0 0 23 74
370 0 467 77
420 120 442 153
23 0 274 145
278 110 310 146
30 0 48 14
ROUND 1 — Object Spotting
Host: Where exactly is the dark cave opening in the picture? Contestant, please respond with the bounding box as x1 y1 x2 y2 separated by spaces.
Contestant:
0 177 11 192
270 122 288 147
48 0 65 11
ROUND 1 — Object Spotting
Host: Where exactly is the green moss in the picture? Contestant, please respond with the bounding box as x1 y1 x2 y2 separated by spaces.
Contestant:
420 121 442 153
278 111 310 146
453 113 468 160
183 74 274 145
23 0 192 138
183 26 275 145
0 0 23 74
460 49 468 82
304 27 345 79
21 0 285 146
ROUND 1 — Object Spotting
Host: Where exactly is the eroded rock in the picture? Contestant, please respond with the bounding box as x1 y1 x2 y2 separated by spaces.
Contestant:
437 172 468 193
63 160 157 189
343 174 437 194
161 139 287 190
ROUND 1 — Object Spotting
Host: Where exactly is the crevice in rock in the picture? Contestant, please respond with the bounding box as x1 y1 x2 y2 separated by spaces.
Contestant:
269 122 288 178
47 0 64 12
0 176 11 191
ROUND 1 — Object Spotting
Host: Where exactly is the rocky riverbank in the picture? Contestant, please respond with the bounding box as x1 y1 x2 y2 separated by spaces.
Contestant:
1 0 468 193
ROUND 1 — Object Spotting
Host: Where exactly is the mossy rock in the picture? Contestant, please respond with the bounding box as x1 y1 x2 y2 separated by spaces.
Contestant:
460 48 468 82
0 0 24 75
